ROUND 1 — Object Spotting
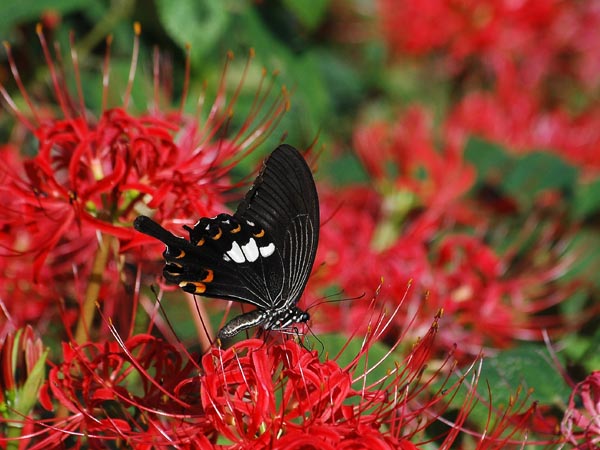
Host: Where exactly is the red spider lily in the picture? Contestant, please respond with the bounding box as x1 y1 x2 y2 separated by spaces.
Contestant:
377 1 600 172
353 107 476 234
0 26 287 274
0 25 288 337
448 79 600 172
311 108 584 357
561 371 600 449
378 0 600 90
0 291 538 448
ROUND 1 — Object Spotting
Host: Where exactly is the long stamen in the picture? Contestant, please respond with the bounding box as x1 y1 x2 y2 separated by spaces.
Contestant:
0 83 35 132
101 34 113 113
179 43 191 116
152 46 160 113
123 22 141 109
2 42 39 128
70 31 87 118
36 23 71 119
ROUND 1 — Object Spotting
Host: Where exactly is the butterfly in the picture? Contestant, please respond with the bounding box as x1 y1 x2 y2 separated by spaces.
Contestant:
134 144 319 340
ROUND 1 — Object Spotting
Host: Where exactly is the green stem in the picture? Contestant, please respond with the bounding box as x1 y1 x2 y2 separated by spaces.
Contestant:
74 233 114 344
75 0 136 57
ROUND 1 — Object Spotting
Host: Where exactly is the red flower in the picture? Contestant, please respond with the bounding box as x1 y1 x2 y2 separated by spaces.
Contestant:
0 25 287 336
561 371 600 448
310 108 583 358
378 1 600 172
0 283 539 448
0 27 287 273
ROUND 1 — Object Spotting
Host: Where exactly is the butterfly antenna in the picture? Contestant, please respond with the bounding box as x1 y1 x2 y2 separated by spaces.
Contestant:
305 291 366 313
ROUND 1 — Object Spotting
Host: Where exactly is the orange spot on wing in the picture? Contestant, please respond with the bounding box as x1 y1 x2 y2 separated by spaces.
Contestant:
180 281 206 294
253 229 265 238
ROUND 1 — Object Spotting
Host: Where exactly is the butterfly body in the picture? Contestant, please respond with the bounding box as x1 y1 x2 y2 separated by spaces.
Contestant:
134 145 319 340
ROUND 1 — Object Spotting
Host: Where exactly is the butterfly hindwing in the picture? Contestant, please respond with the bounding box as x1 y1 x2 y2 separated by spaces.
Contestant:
135 213 276 309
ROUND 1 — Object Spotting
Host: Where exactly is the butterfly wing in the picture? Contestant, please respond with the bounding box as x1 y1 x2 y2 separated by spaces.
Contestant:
134 144 319 312
235 144 320 310
134 213 276 308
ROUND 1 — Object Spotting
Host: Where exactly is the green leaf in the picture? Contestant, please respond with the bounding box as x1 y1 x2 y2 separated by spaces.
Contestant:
282 0 329 30
155 0 229 63
502 151 578 205
13 348 49 417
480 345 570 405
572 177 600 219
444 345 570 429
463 137 512 187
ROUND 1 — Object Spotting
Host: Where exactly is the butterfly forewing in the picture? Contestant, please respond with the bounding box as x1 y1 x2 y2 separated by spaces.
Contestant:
134 144 319 338
236 144 319 253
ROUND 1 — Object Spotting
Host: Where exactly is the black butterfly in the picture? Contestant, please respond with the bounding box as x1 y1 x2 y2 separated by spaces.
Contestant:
134 144 319 340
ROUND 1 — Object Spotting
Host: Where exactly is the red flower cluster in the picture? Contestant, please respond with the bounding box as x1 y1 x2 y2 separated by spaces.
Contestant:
378 0 600 171
0 25 287 335
0 301 540 448
378 0 600 89
310 107 583 357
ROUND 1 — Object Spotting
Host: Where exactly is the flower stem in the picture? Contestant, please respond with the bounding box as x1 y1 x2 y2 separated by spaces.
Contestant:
74 233 114 344
74 0 135 57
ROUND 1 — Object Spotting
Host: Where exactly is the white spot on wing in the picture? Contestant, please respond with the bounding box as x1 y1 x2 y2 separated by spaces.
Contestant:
246 220 255 226
259 242 275 257
227 241 246 263
223 254 231 262
241 238 259 262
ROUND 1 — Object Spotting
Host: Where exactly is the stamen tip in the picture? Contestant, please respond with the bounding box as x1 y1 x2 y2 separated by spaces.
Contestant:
134 22 141 35
36 23 43 34
227 50 234 60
